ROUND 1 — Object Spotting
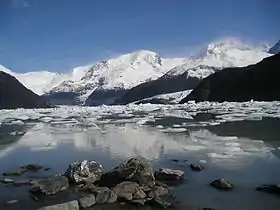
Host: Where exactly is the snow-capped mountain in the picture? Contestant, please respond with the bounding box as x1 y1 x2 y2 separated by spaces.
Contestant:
1 38 276 106
118 38 273 104
165 38 271 78
268 40 280 54
0 65 90 95
50 50 187 103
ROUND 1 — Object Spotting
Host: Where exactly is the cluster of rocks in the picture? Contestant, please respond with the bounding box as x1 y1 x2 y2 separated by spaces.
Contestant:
27 157 184 209
1 157 279 209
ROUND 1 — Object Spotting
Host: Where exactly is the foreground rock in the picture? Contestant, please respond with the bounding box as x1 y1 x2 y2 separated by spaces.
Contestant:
256 184 280 194
96 188 118 204
65 160 103 184
78 194 96 208
154 168 184 181
210 178 233 191
113 181 142 201
30 176 69 195
79 184 117 204
100 156 155 187
38 200 79 210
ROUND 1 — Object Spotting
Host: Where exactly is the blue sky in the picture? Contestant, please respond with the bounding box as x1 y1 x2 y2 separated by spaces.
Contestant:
0 0 279 73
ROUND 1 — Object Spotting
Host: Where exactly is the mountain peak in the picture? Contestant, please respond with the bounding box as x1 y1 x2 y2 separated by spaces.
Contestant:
192 37 268 60
268 40 280 54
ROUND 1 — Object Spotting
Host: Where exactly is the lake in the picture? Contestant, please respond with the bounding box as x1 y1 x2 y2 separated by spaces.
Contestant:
0 102 280 209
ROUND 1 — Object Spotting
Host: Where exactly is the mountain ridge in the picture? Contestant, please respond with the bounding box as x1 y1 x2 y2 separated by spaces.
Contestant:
1 38 276 105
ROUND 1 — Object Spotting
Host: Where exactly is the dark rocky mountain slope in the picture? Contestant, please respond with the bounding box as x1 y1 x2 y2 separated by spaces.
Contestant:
180 54 280 103
0 71 52 109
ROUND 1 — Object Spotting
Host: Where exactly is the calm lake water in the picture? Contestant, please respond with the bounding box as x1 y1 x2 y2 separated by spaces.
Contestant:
0 102 280 209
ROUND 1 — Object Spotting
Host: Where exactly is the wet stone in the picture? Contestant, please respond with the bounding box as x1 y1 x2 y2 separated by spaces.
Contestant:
154 168 184 181
78 194 96 208
30 176 69 195
65 160 103 184
133 189 146 200
190 163 203 171
113 181 140 201
95 188 117 204
21 164 43 171
2 168 28 176
210 178 234 191
100 156 155 187
37 200 79 210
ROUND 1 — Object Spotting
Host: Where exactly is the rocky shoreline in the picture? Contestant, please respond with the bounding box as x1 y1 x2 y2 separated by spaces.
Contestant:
1 156 279 210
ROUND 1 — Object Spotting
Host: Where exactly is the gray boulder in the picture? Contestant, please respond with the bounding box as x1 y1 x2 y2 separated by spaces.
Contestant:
65 160 103 184
37 200 79 210
190 163 203 171
100 156 155 187
30 176 69 195
210 178 234 190
78 194 96 208
113 181 142 201
95 188 118 204
154 168 184 181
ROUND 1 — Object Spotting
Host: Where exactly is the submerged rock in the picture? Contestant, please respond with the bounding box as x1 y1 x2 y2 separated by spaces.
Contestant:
154 168 184 181
2 168 28 176
210 178 233 190
65 160 103 184
256 184 280 194
30 176 69 195
38 200 79 210
22 164 43 171
78 194 96 208
190 163 203 171
100 156 155 187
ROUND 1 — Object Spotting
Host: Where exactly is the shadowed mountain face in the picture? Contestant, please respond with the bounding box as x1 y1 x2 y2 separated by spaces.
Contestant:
268 40 280 54
180 54 280 103
0 71 51 109
115 72 201 105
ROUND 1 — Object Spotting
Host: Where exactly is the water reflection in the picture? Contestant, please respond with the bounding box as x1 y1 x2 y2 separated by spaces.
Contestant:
0 118 280 210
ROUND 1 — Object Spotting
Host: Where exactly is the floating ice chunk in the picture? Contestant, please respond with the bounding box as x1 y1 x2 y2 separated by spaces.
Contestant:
7 120 24 125
225 142 241 147
40 117 53 123
207 122 221 126
277 147 280 150
10 131 25 136
183 145 205 151
172 124 182 128
156 125 164 129
15 115 30 121
199 160 207 164
161 127 187 133
207 153 233 159
225 146 243 152
245 115 263 121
